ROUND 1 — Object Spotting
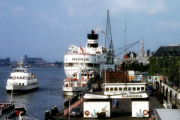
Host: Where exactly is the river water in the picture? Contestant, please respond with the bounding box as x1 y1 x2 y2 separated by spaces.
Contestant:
0 66 66 120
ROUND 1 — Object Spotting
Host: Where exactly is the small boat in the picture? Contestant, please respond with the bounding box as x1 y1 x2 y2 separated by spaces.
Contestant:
63 68 94 96
24 65 30 68
14 103 27 116
6 58 39 93
0 102 15 119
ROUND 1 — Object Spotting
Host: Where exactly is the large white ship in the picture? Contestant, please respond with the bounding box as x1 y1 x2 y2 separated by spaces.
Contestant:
64 28 115 80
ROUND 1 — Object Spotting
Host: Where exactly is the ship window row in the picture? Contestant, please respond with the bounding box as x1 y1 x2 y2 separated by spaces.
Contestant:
9 76 36 80
105 87 145 91
65 63 100 68
14 70 25 72
72 58 89 61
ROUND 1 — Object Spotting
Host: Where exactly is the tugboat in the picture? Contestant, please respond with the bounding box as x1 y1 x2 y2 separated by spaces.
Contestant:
6 58 39 93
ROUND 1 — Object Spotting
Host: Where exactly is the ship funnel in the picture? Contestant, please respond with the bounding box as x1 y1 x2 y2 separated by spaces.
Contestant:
87 30 98 48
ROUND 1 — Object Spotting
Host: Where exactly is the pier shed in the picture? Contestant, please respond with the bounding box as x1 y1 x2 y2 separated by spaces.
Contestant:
131 98 149 118
154 109 180 120
83 94 112 119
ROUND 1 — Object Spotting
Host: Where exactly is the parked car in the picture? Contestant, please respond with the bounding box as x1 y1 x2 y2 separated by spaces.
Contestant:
147 86 155 96
70 107 82 116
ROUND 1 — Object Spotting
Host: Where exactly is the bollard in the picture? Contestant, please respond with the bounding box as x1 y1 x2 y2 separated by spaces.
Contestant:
54 106 59 114
166 88 168 102
170 90 172 103
160 80 162 92
175 93 177 107
45 110 51 120
51 108 56 117
163 86 164 97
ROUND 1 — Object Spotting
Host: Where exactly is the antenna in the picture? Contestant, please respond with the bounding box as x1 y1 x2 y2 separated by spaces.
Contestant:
124 17 126 54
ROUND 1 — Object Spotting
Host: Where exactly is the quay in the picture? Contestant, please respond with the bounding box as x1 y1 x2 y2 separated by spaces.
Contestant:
45 81 180 120
50 94 163 120
46 83 164 120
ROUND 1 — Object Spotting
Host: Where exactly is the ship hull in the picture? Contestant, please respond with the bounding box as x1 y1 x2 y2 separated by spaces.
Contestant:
6 84 39 92
63 79 91 96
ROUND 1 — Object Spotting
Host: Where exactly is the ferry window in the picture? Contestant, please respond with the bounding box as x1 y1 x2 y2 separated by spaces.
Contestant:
106 87 109 91
133 87 136 91
128 87 131 91
119 87 122 91
124 87 127 91
110 87 113 91
141 87 145 91
73 74 75 77
66 58 68 61
137 87 140 91
114 87 117 91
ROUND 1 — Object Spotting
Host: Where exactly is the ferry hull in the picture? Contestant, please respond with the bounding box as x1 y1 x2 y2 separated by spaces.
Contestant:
6 84 39 92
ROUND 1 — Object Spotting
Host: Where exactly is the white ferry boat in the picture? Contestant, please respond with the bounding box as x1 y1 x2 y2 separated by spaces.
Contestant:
6 59 39 92
64 28 114 80
63 68 94 96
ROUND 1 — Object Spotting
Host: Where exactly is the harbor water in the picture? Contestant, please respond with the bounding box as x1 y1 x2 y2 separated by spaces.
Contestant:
0 66 66 120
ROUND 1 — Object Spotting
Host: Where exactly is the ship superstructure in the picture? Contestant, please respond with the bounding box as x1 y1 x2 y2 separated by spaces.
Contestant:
64 28 115 79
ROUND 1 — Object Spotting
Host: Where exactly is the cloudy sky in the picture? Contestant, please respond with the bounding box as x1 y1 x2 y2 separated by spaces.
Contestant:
0 0 180 62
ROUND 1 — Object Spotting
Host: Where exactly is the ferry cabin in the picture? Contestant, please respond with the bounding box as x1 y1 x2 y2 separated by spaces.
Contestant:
7 68 37 87
104 83 147 95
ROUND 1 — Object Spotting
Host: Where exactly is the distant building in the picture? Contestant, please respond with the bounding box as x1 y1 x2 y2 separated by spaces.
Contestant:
148 44 180 76
139 39 153 64
124 51 138 64
24 55 43 64
0 58 10 64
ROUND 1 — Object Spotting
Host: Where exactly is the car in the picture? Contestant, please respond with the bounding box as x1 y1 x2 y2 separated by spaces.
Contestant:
70 107 82 116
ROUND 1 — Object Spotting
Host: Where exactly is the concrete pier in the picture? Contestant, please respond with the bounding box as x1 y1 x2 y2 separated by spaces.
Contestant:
51 91 164 120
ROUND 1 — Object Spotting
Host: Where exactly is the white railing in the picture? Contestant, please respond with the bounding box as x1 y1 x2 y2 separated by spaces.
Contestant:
161 82 180 99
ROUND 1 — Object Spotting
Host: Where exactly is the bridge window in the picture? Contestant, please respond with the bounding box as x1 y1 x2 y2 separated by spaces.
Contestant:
137 87 140 91
119 87 122 91
141 87 144 91
106 87 109 91
110 87 113 91
133 87 136 91
128 87 131 91
124 87 127 91
114 87 117 91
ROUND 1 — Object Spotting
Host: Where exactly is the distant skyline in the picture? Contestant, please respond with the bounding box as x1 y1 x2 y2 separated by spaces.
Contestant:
0 0 180 62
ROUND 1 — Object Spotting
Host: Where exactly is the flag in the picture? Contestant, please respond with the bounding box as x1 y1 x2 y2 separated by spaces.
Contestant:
80 46 84 54
124 55 128 59
102 31 105 34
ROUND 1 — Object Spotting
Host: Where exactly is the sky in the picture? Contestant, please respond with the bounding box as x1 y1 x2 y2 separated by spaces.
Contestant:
0 0 180 62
